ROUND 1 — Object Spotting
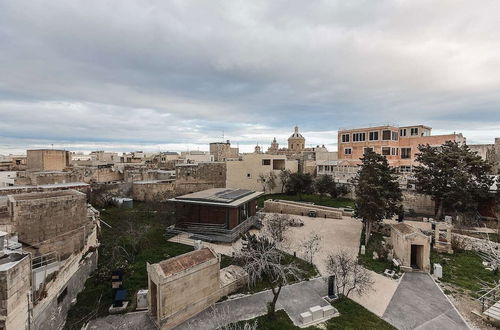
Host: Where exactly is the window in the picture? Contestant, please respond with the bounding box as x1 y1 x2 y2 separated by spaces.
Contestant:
273 159 285 170
364 147 373 154
369 131 379 141
341 134 350 143
400 128 407 137
382 147 391 155
262 159 271 166
382 130 391 140
391 148 398 156
352 132 366 142
401 148 412 159
247 173 251 178
344 148 352 155
392 131 398 140
410 127 419 136
399 166 412 173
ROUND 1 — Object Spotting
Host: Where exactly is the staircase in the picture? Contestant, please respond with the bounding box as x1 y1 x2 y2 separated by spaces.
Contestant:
478 283 500 323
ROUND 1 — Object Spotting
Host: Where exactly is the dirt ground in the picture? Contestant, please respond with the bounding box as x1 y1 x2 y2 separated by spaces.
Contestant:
439 282 497 330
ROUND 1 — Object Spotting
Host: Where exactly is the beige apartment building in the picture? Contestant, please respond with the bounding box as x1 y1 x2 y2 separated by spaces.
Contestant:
337 124 465 171
226 153 298 193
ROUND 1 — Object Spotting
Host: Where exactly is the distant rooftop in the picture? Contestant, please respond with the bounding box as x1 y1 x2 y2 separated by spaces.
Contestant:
170 188 263 207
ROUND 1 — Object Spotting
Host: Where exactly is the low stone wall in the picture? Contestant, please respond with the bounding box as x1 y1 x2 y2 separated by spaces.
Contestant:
218 265 248 298
263 200 344 219
452 233 500 254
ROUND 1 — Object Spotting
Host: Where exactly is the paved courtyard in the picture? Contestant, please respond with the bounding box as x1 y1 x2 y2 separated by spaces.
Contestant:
383 272 469 329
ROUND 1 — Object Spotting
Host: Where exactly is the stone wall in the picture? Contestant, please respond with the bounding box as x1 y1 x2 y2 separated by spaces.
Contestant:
402 190 435 215
132 181 175 202
175 162 226 195
452 233 500 254
33 251 98 330
263 200 344 219
7 190 91 259
0 254 31 330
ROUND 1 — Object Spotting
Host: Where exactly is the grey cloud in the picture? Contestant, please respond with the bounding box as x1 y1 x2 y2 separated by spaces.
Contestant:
0 0 499 152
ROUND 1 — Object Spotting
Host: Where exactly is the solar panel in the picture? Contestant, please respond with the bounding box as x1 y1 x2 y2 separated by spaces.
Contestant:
217 189 253 201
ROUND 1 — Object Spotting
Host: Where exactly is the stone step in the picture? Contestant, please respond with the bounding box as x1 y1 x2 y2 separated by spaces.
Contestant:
484 302 500 320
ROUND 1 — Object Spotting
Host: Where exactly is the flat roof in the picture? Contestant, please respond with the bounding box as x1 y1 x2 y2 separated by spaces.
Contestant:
158 247 216 277
9 189 85 201
0 182 89 192
169 188 263 207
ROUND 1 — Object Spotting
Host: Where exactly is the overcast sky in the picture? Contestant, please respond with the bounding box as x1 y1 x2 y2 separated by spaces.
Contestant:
1 0 499 154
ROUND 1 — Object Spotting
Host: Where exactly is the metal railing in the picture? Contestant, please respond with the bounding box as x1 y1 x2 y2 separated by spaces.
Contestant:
167 215 261 243
478 283 500 313
32 251 59 269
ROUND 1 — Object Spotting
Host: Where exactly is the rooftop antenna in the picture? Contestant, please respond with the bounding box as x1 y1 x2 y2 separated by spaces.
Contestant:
222 131 225 143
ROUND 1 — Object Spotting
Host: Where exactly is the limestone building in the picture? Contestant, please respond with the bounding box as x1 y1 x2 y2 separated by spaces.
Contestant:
391 223 431 272
0 245 31 330
147 247 247 329
226 153 298 193
27 149 71 171
470 137 500 174
209 141 239 161
5 190 94 258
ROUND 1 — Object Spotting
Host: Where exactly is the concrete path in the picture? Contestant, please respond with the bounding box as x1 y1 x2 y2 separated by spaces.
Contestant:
350 270 400 317
86 311 156 330
383 272 469 329
175 277 331 329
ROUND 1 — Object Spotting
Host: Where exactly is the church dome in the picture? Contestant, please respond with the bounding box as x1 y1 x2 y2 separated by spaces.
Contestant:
289 126 304 139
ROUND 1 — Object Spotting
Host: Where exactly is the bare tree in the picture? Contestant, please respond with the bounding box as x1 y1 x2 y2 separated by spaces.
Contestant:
263 214 291 244
258 173 268 193
236 233 303 317
480 232 500 271
325 250 374 298
301 233 322 264
258 172 278 194
266 171 277 193
278 169 291 193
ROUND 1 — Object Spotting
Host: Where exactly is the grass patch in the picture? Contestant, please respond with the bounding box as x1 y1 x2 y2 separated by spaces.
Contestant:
232 298 395 329
330 297 396 329
358 232 394 274
65 202 193 329
430 250 500 296
257 193 355 209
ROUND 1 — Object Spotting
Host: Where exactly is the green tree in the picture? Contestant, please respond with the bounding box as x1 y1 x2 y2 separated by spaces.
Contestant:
314 174 334 199
414 141 493 220
353 150 402 246
285 172 314 198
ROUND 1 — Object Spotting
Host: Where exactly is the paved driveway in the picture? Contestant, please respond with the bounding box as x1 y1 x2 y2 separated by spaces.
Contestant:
383 272 469 329
175 277 331 329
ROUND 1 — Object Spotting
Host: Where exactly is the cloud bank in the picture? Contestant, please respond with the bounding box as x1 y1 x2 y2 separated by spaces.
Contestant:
1 0 499 154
